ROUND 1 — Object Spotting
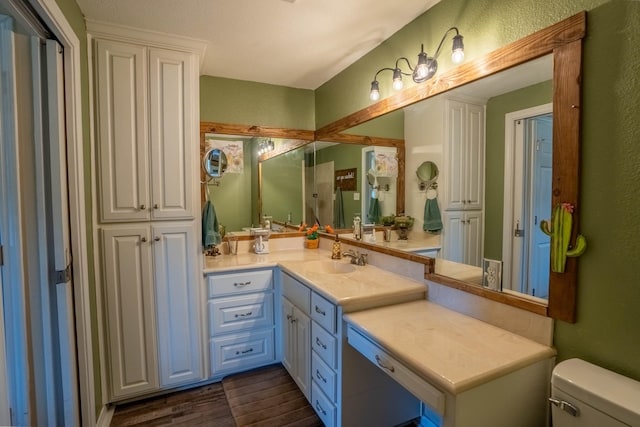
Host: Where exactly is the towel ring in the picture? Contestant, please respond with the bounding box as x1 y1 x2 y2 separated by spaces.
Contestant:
426 188 438 200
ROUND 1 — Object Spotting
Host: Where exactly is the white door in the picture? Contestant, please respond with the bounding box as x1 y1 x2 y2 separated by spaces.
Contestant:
526 115 552 298
502 104 553 295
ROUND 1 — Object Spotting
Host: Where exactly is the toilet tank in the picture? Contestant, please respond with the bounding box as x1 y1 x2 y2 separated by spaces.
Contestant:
551 358 640 427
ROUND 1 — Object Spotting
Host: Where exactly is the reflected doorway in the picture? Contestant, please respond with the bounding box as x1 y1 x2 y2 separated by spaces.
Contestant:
503 104 553 298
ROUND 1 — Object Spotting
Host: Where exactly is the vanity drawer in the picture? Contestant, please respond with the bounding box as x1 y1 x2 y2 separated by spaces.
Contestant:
209 293 274 335
347 325 445 415
312 351 336 401
311 292 336 334
312 381 336 427
281 273 310 314
207 269 273 297
210 329 275 375
312 322 337 369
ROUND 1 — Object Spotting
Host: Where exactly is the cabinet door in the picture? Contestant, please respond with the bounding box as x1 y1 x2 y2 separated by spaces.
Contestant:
442 211 465 263
148 48 196 220
293 306 311 401
445 100 466 210
281 297 295 376
101 226 158 399
465 103 485 210
95 40 150 222
152 223 202 386
282 297 311 400
464 211 484 267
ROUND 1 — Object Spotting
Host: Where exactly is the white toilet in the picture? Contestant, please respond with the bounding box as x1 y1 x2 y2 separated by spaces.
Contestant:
551 358 640 426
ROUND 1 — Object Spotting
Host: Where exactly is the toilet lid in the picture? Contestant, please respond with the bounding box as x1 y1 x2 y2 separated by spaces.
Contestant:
552 359 640 425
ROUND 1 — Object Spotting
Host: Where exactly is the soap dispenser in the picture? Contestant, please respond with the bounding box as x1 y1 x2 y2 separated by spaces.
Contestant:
331 234 342 259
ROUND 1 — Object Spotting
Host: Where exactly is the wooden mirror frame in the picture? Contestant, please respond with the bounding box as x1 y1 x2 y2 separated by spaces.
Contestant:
316 12 586 323
199 122 406 229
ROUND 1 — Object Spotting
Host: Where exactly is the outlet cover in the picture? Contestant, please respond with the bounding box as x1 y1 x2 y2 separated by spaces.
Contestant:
483 258 503 291
354 192 360 201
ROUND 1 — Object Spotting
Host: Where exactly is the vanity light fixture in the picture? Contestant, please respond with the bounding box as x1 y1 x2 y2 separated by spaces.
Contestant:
369 26 465 101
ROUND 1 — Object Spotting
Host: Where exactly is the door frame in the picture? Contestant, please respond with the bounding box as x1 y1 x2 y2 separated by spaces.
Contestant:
502 103 552 294
26 0 95 424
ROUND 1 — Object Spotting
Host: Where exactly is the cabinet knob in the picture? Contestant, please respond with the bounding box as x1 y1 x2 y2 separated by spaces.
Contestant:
141 237 147 243
153 204 158 209
154 236 161 242
139 204 146 210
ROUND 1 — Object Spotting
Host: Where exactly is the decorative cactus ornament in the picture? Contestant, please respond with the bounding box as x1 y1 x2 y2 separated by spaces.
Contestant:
540 203 587 273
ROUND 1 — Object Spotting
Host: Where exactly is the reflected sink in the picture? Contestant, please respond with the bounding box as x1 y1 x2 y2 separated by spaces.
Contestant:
307 260 356 274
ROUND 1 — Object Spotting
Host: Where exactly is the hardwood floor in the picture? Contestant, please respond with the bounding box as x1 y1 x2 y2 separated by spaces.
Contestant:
110 364 321 426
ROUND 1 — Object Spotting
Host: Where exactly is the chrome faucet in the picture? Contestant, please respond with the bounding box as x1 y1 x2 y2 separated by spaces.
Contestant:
342 250 368 266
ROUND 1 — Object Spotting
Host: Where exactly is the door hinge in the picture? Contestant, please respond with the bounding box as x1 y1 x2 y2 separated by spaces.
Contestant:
54 264 72 284
0 245 3 266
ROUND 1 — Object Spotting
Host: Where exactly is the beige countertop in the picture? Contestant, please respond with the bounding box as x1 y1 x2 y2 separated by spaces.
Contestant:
204 249 427 313
344 299 556 395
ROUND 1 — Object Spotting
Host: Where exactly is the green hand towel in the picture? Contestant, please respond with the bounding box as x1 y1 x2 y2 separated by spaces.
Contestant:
423 197 443 233
202 200 221 248
368 197 381 224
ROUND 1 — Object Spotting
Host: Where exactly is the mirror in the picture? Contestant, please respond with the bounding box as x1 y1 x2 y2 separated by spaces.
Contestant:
202 148 228 178
416 161 439 191
315 13 585 322
200 126 403 233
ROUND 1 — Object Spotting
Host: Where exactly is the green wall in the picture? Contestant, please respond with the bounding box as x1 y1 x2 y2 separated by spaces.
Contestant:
206 137 254 231
200 76 315 129
314 0 640 381
484 80 553 260
262 148 305 225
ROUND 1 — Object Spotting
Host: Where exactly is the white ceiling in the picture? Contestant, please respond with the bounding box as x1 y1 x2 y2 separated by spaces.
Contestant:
76 0 441 89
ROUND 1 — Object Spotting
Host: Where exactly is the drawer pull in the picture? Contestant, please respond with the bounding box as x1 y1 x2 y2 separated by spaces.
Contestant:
234 311 253 318
315 305 326 316
375 354 395 373
315 401 327 416
286 314 293 321
315 337 327 350
234 281 252 287
236 347 254 355
315 369 327 383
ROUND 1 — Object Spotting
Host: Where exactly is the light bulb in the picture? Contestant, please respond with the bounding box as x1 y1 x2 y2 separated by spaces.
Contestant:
370 80 380 101
451 34 464 64
392 68 403 90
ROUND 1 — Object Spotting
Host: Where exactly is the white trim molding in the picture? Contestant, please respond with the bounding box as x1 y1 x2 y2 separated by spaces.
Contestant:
28 0 96 425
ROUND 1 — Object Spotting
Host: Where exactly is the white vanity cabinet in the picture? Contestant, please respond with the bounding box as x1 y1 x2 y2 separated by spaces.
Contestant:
101 222 202 399
94 38 197 223
281 271 421 427
206 269 276 376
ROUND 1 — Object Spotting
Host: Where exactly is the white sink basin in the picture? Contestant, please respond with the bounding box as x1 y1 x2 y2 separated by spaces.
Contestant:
307 260 356 274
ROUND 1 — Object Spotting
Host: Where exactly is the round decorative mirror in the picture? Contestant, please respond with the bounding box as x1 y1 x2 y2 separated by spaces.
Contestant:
203 148 228 178
416 161 438 183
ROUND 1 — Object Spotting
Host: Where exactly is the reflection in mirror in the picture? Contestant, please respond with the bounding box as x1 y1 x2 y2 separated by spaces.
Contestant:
202 148 228 178
405 54 553 302
362 147 398 225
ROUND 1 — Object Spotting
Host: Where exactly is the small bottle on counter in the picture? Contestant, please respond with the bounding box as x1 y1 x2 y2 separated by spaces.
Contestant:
331 234 342 259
